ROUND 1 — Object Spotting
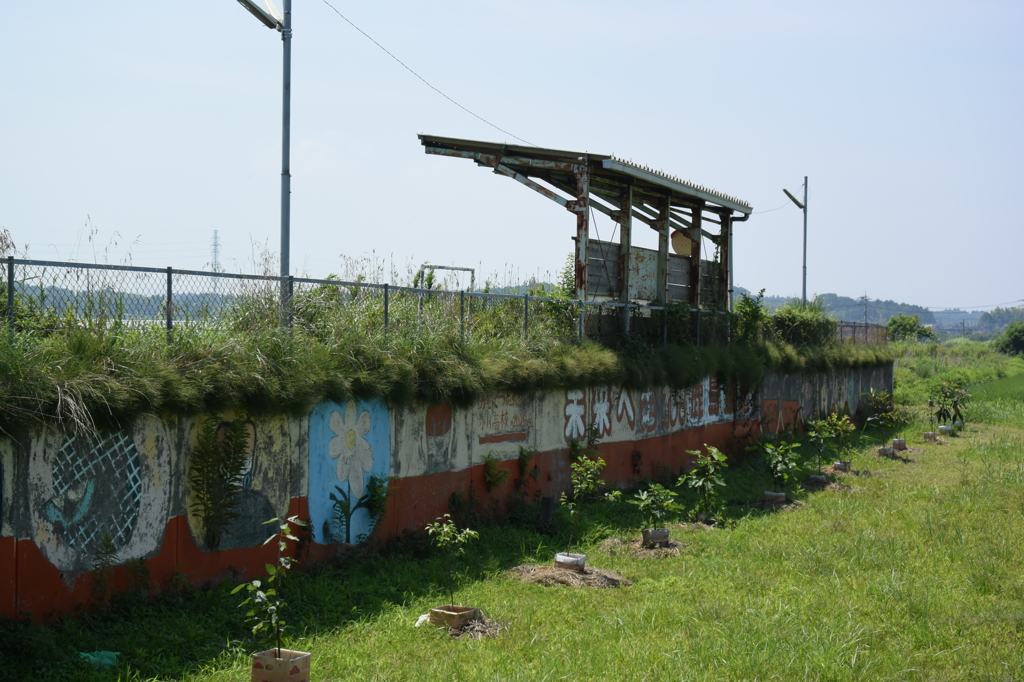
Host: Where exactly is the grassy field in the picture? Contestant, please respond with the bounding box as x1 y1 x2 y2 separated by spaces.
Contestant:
891 338 1024 405
5 373 1023 681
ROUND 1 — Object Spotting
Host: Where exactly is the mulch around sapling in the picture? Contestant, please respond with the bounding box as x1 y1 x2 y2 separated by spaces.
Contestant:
759 497 807 511
449 616 505 640
802 476 852 493
821 464 875 477
509 563 632 588
877 448 922 463
598 537 690 558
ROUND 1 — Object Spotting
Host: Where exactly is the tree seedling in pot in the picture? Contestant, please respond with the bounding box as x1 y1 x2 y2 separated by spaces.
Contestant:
679 445 728 524
629 483 681 546
759 440 801 501
425 513 479 625
232 516 312 680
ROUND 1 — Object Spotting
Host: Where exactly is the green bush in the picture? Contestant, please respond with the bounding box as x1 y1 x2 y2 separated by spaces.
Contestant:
887 313 936 342
994 321 1024 357
772 299 836 348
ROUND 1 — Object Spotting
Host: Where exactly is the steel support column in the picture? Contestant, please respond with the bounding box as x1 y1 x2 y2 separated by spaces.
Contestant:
719 213 731 310
572 163 590 300
689 203 703 308
655 196 671 303
617 185 632 334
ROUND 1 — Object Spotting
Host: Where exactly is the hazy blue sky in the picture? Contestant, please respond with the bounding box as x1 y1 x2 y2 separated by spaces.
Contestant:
2 0 1021 310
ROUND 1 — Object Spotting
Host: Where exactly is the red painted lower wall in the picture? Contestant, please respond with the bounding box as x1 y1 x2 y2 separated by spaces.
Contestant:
2 419 755 621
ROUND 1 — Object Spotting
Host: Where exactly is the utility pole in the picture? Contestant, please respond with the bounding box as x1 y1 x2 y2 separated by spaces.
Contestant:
782 177 808 306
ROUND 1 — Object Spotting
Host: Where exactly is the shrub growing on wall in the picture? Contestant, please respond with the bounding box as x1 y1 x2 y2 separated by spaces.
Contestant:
189 416 251 550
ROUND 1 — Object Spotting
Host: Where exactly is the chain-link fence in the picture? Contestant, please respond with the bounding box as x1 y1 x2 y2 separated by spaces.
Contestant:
2 257 887 347
836 321 888 345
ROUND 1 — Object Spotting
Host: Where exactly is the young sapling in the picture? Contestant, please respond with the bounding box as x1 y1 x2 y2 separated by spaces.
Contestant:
232 515 307 659
425 513 479 609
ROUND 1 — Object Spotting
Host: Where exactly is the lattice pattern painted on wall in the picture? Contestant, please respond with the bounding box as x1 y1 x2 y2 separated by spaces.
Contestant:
42 432 142 553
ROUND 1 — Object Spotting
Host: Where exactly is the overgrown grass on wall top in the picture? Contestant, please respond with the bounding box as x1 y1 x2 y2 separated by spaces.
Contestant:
0 322 891 436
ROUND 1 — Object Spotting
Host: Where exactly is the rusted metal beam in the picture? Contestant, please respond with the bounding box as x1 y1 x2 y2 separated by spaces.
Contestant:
656 195 671 303
491 163 571 208
618 184 633 306
689 201 704 309
572 163 590 300
719 213 732 310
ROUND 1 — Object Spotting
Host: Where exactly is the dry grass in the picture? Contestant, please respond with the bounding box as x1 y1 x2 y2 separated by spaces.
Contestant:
508 564 631 589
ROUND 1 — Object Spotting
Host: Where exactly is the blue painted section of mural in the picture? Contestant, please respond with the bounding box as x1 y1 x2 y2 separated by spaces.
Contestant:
308 399 390 545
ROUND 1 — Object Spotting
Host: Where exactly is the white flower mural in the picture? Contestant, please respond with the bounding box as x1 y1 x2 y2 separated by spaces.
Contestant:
329 401 373 498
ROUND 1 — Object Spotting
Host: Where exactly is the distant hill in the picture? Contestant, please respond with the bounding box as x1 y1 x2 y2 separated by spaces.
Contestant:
730 291 1021 333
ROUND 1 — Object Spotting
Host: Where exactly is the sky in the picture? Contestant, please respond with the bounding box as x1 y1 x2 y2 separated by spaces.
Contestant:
2 0 1022 311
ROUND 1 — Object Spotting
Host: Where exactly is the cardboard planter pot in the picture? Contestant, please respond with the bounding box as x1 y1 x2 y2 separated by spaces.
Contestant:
641 529 670 546
924 431 937 442
938 425 952 436
554 552 586 571
428 605 480 627
833 461 851 472
251 649 311 682
892 438 907 451
878 446 895 457
763 491 786 504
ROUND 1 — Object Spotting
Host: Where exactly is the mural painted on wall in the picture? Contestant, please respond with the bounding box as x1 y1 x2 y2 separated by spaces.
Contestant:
478 393 534 446
616 387 636 429
184 415 290 552
27 417 172 574
308 399 390 545
565 390 587 441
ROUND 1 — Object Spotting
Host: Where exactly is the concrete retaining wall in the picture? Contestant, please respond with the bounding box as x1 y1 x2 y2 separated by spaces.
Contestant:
0 364 891 620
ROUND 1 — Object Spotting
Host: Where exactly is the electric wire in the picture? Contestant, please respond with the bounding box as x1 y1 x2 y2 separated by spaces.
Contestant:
318 0 537 147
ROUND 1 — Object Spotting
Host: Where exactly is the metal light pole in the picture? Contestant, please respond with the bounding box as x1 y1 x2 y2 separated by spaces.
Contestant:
235 0 292 318
783 177 808 306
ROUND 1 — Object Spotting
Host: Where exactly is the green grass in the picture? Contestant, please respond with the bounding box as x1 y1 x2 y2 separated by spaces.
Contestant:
0 320 889 437
6 404 1024 681
892 338 1024 406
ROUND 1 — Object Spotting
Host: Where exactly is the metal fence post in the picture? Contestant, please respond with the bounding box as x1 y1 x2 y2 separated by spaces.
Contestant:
287 276 294 329
165 267 173 342
662 306 668 346
695 306 702 347
622 303 630 338
383 283 389 336
460 290 465 340
7 256 14 336
577 301 584 342
524 293 530 339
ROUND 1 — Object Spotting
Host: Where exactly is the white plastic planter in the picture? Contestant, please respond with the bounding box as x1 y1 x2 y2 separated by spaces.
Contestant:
641 529 670 546
554 552 586 571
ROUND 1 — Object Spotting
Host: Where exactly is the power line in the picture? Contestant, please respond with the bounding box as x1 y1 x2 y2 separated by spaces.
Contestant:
318 0 537 147
752 203 789 214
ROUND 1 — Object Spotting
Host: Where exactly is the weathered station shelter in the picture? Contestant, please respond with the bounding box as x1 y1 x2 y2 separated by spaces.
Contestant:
418 135 752 311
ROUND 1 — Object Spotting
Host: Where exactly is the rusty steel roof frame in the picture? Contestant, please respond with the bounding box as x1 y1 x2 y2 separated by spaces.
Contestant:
419 134 752 312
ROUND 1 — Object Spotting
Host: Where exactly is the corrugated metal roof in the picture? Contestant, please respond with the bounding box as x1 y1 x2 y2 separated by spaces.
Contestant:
419 134 752 215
